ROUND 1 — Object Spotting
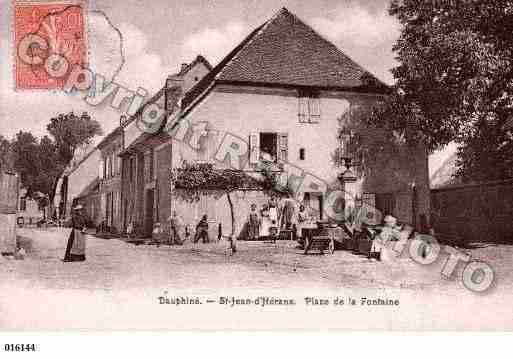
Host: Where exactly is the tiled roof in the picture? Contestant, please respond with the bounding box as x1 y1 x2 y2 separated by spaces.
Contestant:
98 55 211 152
182 7 388 109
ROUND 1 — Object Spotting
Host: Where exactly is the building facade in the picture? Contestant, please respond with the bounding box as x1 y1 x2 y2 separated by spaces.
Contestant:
121 8 430 240
117 57 212 236
97 127 124 232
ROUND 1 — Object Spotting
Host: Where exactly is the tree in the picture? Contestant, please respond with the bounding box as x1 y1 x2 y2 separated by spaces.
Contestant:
332 101 418 190
45 112 102 204
12 131 40 196
47 112 102 169
383 0 513 181
11 112 102 208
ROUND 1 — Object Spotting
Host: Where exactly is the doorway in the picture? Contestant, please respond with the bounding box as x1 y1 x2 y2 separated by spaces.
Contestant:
144 189 154 237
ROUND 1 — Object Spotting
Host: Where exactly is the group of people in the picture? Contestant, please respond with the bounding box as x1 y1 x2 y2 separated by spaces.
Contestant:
167 211 210 245
245 196 312 241
62 196 313 262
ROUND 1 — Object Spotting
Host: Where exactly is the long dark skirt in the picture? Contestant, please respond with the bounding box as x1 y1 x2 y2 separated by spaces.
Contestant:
63 229 86 262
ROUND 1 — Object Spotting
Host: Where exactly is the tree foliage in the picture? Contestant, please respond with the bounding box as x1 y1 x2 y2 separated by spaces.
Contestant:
332 101 419 189
382 0 513 182
47 112 102 167
10 112 102 201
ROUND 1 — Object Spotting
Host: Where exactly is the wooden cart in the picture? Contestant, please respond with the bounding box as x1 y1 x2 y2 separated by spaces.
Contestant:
303 227 335 255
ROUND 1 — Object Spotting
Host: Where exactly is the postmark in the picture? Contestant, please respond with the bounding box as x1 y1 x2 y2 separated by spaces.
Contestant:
13 0 88 90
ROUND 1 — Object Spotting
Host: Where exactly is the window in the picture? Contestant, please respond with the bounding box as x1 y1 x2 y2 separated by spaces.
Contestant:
260 133 277 162
129 157 135 182
298 89 321 123
144 151 154 182
299 148 305 160
250 132 288 164
99 160 105 179
150 151 154 180
109 152 113 178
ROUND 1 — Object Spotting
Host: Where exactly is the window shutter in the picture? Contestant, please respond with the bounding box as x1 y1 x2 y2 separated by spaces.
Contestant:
298 97 308 122
309 97 321 122
249 132 260 164
99 160 104 179
278 133 288 163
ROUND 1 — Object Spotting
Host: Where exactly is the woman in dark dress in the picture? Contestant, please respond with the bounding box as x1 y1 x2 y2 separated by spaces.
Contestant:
63 204 88 262
247 203 261 240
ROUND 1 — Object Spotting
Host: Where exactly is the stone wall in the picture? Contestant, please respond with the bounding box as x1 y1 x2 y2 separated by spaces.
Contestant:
431 179 513 244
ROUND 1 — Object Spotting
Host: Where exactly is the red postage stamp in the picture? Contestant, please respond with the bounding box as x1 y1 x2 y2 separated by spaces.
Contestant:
13 0 88 90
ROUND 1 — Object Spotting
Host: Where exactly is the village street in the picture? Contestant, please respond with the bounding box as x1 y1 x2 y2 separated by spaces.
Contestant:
1 227 513 330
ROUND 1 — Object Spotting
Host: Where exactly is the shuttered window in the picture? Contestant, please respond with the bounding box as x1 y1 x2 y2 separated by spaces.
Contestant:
298 90 321 123
249 132 288 165
298 97 309 123
249 132 260 164
278 133 288 163
308 97 321 122
99 160 104 179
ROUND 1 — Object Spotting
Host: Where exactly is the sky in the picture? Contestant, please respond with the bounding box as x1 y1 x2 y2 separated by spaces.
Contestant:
0 0 454 174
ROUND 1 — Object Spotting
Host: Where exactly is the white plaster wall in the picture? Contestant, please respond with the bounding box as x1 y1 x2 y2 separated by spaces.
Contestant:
67 149 101 206
181 65 210 93
178 87 359 185
171 86 430 225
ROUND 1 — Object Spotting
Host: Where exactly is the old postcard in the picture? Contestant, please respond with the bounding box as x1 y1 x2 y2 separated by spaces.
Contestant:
1 0 512 334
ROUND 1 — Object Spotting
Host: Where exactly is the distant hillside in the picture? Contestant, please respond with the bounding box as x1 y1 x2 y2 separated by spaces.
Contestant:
430 153 459 188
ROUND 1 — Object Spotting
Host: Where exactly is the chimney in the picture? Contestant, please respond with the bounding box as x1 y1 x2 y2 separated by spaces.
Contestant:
165 76 184 112
181 63 188 72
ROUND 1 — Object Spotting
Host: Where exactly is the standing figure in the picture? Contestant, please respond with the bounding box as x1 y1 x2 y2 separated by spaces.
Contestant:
268 197 279 227
280 198 297 231
169 211 184 245
259 204 271 238
247 203 261 240
194 214 210 243
296 204 310 242
63 204 88 262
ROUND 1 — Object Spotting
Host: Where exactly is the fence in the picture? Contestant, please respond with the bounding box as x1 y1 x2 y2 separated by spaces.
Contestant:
430 179 513 245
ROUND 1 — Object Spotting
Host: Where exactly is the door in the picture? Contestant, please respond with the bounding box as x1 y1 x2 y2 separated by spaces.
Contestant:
144 189 154 237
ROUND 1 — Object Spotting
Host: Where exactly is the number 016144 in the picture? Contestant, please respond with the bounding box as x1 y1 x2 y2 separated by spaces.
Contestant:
4 344 36 352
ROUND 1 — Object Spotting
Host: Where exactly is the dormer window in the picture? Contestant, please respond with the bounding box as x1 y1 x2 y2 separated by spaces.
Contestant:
298 89 321 123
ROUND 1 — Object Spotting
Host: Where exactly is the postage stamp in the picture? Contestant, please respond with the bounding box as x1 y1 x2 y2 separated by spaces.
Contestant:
13 0 88 90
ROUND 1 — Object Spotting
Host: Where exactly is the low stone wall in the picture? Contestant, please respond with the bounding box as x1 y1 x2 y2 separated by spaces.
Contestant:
430 179 513 244
171 190 269 240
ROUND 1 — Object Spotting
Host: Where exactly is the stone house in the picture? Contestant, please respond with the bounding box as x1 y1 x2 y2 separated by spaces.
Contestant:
121 8 430 239
114 56 212 235
53 56 211 231
54 145 101 221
